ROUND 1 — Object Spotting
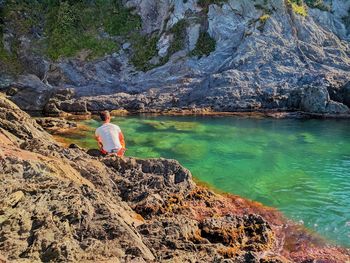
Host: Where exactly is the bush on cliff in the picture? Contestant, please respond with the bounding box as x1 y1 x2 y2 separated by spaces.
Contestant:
130 34 158 71
305 0 331 11
288 0 308 16
46 0 141 60
191 32 216 57
2 0 141 61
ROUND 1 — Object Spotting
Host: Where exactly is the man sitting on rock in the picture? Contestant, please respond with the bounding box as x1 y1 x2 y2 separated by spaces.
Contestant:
95 110 126 157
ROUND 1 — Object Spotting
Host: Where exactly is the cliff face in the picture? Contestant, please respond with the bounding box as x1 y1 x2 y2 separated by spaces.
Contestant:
1 97 350 261
0 0 350 115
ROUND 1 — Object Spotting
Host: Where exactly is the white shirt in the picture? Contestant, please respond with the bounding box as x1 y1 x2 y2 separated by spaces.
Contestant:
95 123 122 152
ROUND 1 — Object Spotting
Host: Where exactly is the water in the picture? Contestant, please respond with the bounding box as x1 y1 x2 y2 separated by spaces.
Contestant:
59 115 350 247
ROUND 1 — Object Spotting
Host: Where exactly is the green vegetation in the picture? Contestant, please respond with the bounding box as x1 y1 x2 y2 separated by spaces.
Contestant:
168 19 188 55
253 0 271 31
155 19 188 67
259 14 270 23
0 43 22 74
197 0 228 8
191 32 216 57
254 4 272 16
46 2 113 60
45 0 141 60
288 0 308 16
305 0 331 12
130 34 158 71
0 2 22 74
257 14 270 31
2 0 141 61
197 0 228 12
288 0 330 15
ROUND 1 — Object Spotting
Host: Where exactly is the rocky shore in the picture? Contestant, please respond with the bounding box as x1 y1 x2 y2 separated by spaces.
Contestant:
1 95 349 262
1 0 350 118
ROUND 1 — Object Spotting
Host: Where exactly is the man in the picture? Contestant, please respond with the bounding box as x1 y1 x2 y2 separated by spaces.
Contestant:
95 111 126 157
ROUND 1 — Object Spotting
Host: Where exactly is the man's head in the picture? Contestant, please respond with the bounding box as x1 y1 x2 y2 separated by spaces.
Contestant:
99 110 111 123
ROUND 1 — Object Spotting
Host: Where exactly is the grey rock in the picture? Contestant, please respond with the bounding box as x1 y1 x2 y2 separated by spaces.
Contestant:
301 85 349 113
301 85 330 113
0 94 52 142
17 36 49 79
157 34 171 57
36 117 77 130
337 81 350 107
122 42 131 50
6 74 54 111
325 100 349 114
187 23 200 51
58 100 89 114
125 0 170 34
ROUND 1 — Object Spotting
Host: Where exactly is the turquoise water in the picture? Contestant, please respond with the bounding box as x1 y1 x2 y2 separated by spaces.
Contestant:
60 116 350 247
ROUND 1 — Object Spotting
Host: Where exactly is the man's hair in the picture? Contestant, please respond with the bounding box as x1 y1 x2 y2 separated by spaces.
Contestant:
99 110 110 121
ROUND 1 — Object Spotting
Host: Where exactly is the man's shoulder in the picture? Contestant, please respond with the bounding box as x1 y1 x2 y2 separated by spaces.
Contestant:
95 126 102 135
109 123 121 130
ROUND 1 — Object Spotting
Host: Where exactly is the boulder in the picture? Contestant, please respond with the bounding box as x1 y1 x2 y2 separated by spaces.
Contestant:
325 100 349 114
0 94 52 142
6 74 54 111
301 85 349 114
301 85 329 113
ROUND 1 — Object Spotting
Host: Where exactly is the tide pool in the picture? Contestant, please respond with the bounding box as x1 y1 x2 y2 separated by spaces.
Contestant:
58 116 350 247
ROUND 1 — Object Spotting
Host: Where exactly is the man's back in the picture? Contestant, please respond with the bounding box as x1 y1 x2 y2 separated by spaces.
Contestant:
95 123 122 152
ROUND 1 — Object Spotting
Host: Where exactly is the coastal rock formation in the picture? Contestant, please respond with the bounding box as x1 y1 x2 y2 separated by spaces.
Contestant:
1 0 350 116
1 96 350 262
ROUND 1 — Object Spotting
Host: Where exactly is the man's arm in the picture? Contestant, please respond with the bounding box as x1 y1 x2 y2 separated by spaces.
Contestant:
95 132 104 150
119 131 125 149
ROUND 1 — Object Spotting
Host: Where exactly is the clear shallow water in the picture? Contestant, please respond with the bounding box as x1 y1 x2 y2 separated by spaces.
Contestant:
60 116 350 247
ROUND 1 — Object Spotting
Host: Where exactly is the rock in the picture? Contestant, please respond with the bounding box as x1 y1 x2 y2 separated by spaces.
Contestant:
58 100 89 114
157 34 171 57
0 94 52 142
36 117 77 131
187 23 200 51
199 214 274 251
301 85 349 114
125 0 170 34
149 56 160 66
325 100 349 114
122 42 131 50
3 191 25 208
341 81 350 107
5 74 54 111
301 85 329 113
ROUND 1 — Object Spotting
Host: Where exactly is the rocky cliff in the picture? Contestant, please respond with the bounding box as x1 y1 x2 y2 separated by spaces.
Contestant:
1 95 350 261
0 0 350 116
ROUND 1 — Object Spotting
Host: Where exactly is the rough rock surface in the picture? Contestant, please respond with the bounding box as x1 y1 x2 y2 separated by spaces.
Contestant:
1 97 350 262
1 0 350 116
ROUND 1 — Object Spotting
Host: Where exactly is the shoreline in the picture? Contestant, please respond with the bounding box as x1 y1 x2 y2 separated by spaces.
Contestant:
29 108 350 120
